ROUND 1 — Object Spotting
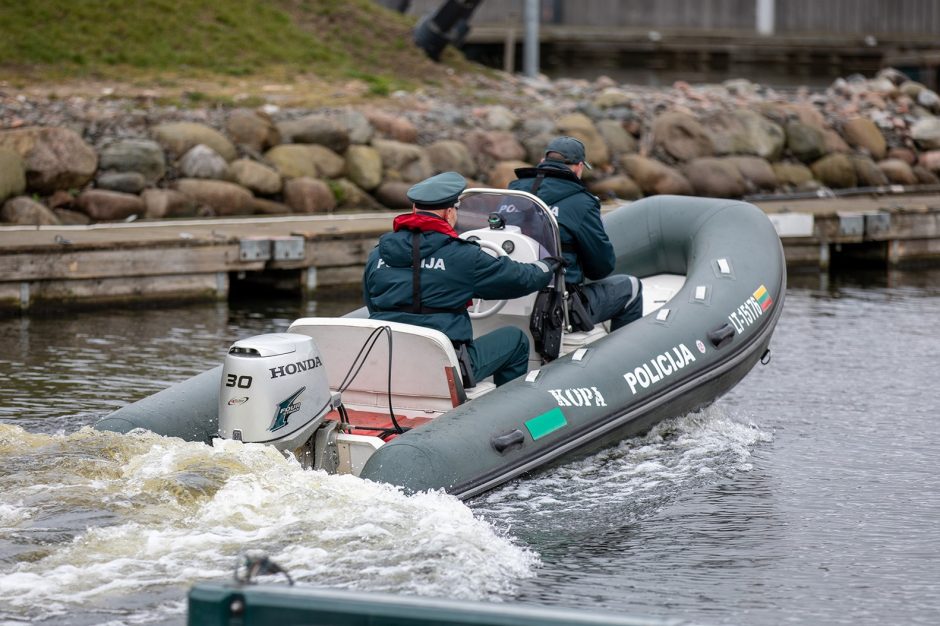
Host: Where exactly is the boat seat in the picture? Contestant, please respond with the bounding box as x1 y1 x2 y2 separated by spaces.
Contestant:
465 380 496 399
560 325 608 356
287 318 493 415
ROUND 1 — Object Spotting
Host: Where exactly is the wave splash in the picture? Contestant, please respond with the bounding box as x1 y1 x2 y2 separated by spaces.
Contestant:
0 424 537 624
471 406 772 533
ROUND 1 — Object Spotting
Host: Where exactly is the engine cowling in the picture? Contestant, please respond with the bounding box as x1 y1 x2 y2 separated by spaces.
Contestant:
218 333 334 452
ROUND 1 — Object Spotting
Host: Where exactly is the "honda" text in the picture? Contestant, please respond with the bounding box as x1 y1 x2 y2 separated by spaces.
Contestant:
269 357 323 379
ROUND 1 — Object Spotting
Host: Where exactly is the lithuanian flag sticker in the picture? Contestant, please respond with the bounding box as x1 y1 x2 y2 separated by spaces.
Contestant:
753 285 773 311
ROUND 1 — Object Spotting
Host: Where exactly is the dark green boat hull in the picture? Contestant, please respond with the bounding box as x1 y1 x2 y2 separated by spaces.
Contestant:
96 196 786 500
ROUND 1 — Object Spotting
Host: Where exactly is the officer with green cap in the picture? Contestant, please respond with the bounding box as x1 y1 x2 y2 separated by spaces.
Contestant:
509 136 643 332
363 172 562 386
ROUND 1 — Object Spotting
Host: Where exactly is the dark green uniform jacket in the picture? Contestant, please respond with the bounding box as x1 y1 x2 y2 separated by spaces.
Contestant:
508 161 616 284
363 212 553 344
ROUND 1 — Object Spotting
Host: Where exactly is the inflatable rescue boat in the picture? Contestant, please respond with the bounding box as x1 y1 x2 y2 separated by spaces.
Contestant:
96 192 786 500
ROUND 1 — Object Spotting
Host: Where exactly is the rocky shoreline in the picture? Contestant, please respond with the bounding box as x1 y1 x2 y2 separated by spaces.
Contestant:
3 68 940 226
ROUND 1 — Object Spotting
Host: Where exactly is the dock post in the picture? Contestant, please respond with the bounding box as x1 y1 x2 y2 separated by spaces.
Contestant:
888 239 902 267
19 282 29 311
504 26 516 73
215 272 228 299
303 267 319 292
523 0 539 78
756 0 775 36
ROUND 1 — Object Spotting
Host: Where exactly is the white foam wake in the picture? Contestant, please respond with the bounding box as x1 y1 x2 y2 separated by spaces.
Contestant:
0 425 538 624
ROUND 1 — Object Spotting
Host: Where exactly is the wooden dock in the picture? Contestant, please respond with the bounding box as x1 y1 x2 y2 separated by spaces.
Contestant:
2 190 939 312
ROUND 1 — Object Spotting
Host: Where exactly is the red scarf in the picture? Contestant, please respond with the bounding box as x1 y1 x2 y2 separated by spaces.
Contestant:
393 211 458 237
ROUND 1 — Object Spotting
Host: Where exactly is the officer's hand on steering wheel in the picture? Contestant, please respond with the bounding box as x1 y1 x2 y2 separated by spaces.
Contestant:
542 255 568 274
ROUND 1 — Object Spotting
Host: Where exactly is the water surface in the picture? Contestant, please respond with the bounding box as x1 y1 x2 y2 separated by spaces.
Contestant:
1 273 938 625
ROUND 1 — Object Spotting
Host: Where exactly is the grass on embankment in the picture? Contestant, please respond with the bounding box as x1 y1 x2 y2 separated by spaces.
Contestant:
0 0 477 99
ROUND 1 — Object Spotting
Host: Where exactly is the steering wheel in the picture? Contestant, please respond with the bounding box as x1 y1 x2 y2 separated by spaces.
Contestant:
468 239 509 318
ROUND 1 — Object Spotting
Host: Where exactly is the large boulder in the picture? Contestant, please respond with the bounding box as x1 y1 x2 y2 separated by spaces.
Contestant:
345 145 383 191
850 156 889 187
277 114 350 153
877 159 918 185
785 121 826 163
724 156 778 191
899 80 926 100
264 144 346 180
141 188 198 219
702 110 750 156
283 177 337 214
333 178 387 211
337 109 375 145
0 148 26 202
174 178 255 215
426 140 478 178
483 105 518 131
651 111 714 162
910 117 940 151
822 128 852 154
179 144 232 180
488 160 530 189
620 155 693 195
365 110 417 143
682 157 748 198
373 139 433 183
76 189 145 221
810 154 858 188
152 122 237 162
595 120 637 158
593 87 633 109
913 165 940 184
96 171 147 194
54 208 92 225
98 139 166 184
462 130 527 164
226 109 281 152
772 161 815 188
555 113 610 168
736 110 786 161
521 132 555 165
0 127 97 194
918 150 940 173
588 174 643 201
759 102 827 131
230 159 282 195
842 117 887 160
704 110 784 160
250 197 293 215
887 147 918 165
374 181 412 210
2 196 60 225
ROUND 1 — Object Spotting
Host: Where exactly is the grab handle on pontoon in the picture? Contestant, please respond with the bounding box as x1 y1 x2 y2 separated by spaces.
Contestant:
708 323 736 349
491 429 525 453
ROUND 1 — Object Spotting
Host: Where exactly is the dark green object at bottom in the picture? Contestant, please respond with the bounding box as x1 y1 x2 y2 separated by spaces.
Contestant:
188 583 687 626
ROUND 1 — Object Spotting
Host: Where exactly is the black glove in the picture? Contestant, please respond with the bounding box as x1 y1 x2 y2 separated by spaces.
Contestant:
542 255 568 273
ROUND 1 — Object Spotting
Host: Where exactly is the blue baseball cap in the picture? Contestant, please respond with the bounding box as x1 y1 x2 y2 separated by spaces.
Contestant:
545 136 592 169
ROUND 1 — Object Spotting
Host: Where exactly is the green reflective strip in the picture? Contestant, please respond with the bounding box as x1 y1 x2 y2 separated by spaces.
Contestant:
525 407 568 440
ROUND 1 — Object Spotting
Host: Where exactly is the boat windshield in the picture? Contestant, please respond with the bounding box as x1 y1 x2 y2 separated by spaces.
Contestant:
455 189 561 258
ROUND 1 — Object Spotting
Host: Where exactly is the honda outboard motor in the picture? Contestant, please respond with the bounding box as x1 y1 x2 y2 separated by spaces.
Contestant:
218 333 336 452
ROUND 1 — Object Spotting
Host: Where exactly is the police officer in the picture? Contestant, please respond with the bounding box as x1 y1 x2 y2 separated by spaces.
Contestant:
509 136 643 332
363 172 560 386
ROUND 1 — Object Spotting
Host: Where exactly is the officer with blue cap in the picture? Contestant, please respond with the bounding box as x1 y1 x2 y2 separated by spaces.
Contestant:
363 172 562 387
509 137 643 334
